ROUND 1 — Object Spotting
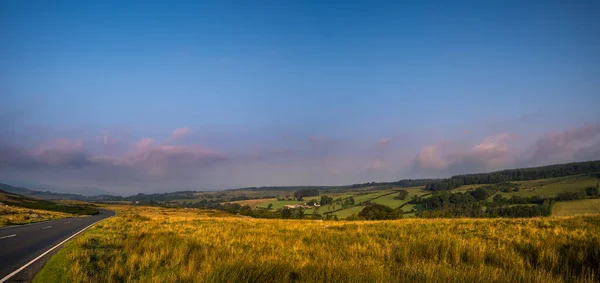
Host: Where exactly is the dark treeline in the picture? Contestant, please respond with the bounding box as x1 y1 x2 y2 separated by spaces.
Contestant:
350 179 440 189
426 160 600 191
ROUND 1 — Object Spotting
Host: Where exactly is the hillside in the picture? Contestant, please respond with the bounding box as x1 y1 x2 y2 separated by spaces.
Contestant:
0 189 98 215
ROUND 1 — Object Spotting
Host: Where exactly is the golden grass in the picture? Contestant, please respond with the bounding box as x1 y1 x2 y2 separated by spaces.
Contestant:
36 205 600 283
0 205 75 227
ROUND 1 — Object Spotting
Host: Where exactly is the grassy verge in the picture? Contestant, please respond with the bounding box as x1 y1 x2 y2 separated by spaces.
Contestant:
35 205 600 282
0 206 75 227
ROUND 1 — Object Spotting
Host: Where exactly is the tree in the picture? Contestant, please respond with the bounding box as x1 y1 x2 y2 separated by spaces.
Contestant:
281 207 293 219
471 187 491 201
295 208 305 219
320 195 334 205
267 203 273 209
585 186 599 196
358 203 401 220
394 190 409 200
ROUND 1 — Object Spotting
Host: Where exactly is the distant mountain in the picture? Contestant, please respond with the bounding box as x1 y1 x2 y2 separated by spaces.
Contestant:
3 181 116 197
0 188 98 215
0 183 118 201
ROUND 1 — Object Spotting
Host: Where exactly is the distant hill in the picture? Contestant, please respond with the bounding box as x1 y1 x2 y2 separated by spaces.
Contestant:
0 189 98 215
2 181 116 196
0 183 119 202
0 183 90 200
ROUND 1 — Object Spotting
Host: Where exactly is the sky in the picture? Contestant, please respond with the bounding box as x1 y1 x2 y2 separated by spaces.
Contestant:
1 1 599 195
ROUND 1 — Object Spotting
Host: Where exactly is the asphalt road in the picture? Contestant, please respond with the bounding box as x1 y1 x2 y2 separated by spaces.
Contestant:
0 208 114 282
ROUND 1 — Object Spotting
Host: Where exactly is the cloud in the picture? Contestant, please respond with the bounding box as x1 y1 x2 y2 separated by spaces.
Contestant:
526 124 600 165
412 125 600 177
308 136 328 142
377 138 392 148
414 144 448 170
166 127 191 142
31 139 89 167
2 123 599 193
0 137 227 182
366 159 386 170
412 133 516 175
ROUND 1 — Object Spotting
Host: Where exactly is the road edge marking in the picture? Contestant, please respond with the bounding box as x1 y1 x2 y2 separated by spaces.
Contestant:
0 211 113 283
0 234 16 240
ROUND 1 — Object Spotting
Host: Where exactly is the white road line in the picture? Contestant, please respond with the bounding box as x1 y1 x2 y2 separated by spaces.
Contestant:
65 221 71 224
0 234 16 240
0 213 111 283
41 226 52 230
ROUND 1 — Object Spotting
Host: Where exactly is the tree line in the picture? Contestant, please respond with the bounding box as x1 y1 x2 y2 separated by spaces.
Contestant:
426 160 600 191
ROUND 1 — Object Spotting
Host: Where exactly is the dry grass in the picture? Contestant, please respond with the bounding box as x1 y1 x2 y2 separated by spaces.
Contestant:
0 205 75 227
36 205 600 283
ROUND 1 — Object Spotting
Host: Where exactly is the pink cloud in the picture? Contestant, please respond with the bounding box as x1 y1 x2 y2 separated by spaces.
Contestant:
526 123 600 165
414 143 448 170
31 139 89 167
377 137 392 148
412 133 517 175
166 127 191 142
93 137 227 176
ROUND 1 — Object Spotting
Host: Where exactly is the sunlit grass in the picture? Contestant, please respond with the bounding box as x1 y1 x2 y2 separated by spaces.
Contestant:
36 205 600 283
0 205 74 227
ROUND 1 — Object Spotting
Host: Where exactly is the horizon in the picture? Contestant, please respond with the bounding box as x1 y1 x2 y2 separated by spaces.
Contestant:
1 1 599 194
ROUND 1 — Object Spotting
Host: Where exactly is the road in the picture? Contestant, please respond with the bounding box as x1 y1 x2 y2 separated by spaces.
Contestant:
0 208 115 282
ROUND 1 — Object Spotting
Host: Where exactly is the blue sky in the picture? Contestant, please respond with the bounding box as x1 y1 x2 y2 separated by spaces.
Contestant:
1 1 599 194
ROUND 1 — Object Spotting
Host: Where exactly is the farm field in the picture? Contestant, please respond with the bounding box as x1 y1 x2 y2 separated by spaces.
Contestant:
552 199 600 216
330 205 364 218
499 174 599 198
371 187 429 209
36 205 600 283
257 200 302 209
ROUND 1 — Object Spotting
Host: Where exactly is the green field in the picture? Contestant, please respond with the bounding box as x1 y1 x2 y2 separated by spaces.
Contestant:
552 199 600 216
256 200 303 209
331 205 365 218
371 187 428 209
499 174 599 198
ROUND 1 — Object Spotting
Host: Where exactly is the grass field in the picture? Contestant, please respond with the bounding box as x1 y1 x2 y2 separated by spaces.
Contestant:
371 187 428 209
553 199 600 216
499 174 599 198
0 205 75 227
36 205 600 283
331 205 365 218
257 200 303 209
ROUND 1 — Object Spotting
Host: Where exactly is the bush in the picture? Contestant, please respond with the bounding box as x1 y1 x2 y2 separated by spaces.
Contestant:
393 190 409 200
358 203 401 220
585 187 599 196
556 191 586 201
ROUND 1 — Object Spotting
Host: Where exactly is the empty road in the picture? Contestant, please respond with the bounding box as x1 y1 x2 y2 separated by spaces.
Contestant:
0 208 114 282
